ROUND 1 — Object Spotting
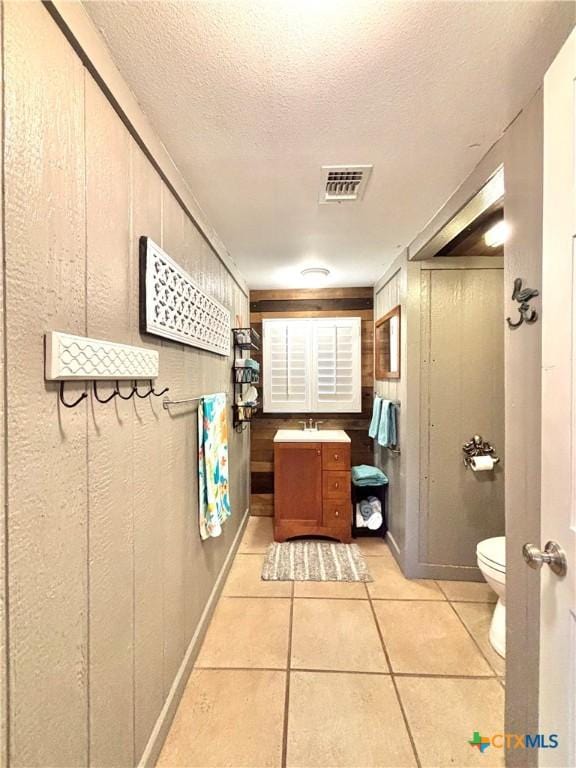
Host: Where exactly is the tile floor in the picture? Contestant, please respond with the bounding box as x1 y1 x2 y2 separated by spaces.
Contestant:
158 517 505 768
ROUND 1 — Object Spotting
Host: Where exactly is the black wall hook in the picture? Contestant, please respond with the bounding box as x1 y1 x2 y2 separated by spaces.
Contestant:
116 381 136 400
134 381 154 398
151 380 169 397
93 381 118 404
59 381 88 409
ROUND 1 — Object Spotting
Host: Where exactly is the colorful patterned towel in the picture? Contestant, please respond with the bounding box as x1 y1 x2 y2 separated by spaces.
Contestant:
198 393 231 539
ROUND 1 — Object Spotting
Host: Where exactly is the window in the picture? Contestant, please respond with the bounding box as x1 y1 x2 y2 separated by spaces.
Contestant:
262 317 362 413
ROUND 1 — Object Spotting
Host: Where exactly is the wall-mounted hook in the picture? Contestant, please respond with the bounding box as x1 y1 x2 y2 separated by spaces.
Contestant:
150 380 169 397
59 381 88 409
116 380 136 400
134 380 154 399
93 380 118 404
507 278 539 329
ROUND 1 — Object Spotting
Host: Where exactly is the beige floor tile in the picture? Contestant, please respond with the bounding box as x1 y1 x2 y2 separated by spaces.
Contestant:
196 597 290 669
396 676 505 767
238 516 274 553
293 580 368 599
437 579 497 603
223 554 292 597
373 601 493 675
453 602 505 677
287 671 416 767
157 669 285 767
367 556 445 601
291 598 388 672
355 536 391 557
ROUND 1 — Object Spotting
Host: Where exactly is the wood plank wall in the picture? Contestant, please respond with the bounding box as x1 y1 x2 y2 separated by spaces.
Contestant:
250 288 374 516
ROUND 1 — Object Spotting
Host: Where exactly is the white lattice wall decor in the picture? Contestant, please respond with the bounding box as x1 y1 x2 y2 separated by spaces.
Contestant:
140 237 231 356
45 332 159 381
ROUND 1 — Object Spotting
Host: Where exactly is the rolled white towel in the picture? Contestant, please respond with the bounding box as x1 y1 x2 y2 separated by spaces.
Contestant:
366 511 383 530
367 496 382 514
359 499 374 521
355 504 367 528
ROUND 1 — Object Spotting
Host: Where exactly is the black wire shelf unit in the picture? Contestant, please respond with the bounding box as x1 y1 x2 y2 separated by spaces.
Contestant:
232 327 261 431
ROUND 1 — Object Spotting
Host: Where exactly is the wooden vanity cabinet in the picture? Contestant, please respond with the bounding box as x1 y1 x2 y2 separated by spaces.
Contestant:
274 441 352 543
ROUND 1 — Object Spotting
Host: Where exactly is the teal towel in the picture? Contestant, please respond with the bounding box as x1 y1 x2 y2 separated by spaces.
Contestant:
368 396 382 439
352 465 388 486
377 400 398 448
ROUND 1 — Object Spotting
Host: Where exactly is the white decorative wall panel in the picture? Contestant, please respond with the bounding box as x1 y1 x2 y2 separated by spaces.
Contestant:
140 237 231 356
45 331 159 380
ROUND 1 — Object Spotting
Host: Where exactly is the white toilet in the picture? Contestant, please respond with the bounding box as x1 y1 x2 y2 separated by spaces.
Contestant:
476 536 506 658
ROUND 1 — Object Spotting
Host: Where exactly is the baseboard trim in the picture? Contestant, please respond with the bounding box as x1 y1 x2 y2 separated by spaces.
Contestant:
385 530 401 562
409 561 482 581
138 507 250 768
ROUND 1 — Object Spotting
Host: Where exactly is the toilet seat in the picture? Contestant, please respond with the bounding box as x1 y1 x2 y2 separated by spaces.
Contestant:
476 536 506 573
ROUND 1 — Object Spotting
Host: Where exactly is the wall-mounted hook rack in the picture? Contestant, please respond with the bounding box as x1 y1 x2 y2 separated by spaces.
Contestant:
46 332 167 411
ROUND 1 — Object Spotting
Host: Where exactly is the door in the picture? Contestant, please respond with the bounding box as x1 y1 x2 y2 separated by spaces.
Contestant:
274 442 322 523
420 265 504 575
537 27 576 767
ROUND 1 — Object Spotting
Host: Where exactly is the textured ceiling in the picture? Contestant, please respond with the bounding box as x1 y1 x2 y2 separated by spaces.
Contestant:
85 0 574 288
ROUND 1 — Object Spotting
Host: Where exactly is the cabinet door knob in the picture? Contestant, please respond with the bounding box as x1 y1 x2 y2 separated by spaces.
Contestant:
334 482 339 489
316 450 321 456
334 453 339 461
335 509 340 517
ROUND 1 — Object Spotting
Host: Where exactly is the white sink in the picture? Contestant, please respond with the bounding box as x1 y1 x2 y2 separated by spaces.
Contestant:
273 429 351 443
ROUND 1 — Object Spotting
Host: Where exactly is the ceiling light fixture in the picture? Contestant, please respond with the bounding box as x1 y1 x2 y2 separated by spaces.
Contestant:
484 221 508 248
301 267 330 286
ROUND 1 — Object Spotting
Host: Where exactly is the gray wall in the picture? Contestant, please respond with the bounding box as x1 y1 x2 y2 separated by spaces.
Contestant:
502 91 544 765
373 254 425 575
374 88 553 763
418 260 504 577
374 256 407 564
2 3 250 767
412 97 545 766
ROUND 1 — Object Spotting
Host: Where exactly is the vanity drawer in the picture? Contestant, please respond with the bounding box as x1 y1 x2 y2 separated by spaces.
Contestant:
322 443 351 471
322 471 351 499
323 499 351 526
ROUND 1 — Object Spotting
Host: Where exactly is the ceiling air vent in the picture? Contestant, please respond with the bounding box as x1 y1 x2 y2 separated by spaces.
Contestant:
319 165 373 203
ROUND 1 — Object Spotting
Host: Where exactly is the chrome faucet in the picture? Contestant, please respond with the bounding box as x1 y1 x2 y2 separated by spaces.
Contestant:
298 419 323 432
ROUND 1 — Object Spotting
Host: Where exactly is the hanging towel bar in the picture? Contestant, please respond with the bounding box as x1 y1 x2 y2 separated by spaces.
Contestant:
163 393 228 410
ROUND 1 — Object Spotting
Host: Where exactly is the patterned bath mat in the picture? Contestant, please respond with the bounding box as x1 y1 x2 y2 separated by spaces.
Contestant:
261 541 372 582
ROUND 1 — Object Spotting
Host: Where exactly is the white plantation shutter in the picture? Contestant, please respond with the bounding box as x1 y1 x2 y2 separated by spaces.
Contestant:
264 320 311 411
263 317 361 413
314 318 361 412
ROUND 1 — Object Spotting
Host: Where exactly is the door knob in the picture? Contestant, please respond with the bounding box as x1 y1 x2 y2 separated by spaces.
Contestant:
522 541 567 577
